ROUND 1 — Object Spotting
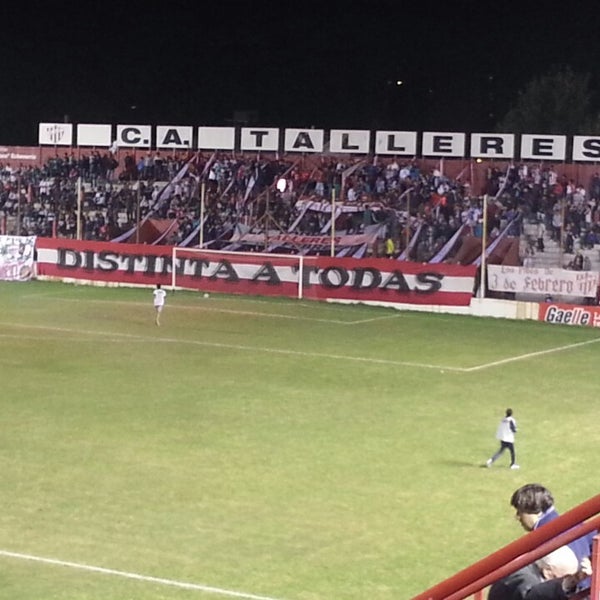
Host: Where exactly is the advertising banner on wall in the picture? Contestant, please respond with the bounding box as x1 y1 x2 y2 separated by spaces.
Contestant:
538 303 600 328
0 235 36 281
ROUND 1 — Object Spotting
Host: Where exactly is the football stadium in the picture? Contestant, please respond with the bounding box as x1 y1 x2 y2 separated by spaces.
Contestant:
2 116 600 600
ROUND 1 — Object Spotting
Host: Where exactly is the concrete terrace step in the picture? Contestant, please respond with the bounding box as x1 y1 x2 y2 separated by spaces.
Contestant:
528 248 600 270
521 222 600 271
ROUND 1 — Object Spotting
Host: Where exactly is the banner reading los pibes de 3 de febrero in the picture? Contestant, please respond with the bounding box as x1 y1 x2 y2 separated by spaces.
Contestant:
0 235 36 281
487 264 600 297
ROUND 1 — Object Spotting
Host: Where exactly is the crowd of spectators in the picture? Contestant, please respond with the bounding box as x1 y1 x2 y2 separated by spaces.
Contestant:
1 150 600 266
485 163 600 269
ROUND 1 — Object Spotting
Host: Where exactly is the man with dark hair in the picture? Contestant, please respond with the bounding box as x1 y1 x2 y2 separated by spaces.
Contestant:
486 408 519 469
510 483 555 531
510 483 592 565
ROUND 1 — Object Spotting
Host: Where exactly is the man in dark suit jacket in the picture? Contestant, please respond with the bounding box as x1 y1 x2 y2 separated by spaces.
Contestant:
488 561 544 600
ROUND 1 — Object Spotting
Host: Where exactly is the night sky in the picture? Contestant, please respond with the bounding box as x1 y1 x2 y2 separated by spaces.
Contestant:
2 0 600 145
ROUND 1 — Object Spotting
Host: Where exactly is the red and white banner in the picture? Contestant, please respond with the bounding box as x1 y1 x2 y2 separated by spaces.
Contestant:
35 239 477 306
539 303 600 328
293 199 388 213
229 227 384 251
488 264 600 298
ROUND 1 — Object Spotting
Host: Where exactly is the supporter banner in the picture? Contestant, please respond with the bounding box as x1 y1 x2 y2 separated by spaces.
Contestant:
539 303 600 328
229 225 384 251
0 235 36 281
293 199 388 213
488 265 600 298
309 256 476 305
35 239 477 306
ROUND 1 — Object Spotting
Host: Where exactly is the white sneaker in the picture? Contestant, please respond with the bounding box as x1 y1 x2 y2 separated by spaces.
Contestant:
486 459 492 467
510 464 520 470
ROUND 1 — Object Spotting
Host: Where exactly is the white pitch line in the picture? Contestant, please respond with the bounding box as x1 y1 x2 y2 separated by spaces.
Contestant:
463 337 600 372
36 296 402 326
0 333 149 344
173 304 399 325
0 322 459 372
0 550 285 600
347 314 402 324
3 322 598 373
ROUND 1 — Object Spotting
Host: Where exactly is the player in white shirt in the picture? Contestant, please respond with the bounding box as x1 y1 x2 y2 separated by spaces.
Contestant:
486 408 519 469
153 283 167 326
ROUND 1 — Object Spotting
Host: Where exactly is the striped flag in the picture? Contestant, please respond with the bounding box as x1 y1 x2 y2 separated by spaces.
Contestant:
155 152 199 209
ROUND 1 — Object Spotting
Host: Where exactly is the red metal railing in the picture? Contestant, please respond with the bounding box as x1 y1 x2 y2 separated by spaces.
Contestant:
411 493 600 600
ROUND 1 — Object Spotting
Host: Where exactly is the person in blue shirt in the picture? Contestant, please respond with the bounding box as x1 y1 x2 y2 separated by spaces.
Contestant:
509 483 595 593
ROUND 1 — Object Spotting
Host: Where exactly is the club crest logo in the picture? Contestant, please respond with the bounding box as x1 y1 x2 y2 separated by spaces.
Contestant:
45 124 67 144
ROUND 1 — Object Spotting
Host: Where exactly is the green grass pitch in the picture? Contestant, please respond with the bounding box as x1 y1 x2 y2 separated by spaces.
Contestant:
1 280 599 600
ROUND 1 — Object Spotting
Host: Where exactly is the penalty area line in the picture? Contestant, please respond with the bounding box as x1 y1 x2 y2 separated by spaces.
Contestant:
52 296 404 325
0 549 286 600
0 322 461 372
464 337 600 372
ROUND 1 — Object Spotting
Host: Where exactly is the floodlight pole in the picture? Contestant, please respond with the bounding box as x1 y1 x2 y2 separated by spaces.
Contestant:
559 196 565 268
136 183 141 244
76 176 82 241
405 191 411 259
199 180 205 248
479 195 488 299
16 174 22 235
330 186 336 257
264 188 270 251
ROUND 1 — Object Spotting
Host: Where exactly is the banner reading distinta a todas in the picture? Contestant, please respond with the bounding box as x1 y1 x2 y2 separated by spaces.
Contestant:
0 235 36 281
35 238 477 306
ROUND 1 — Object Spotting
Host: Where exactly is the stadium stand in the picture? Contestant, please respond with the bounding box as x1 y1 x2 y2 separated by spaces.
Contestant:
2 151 600 276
